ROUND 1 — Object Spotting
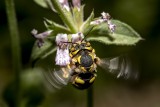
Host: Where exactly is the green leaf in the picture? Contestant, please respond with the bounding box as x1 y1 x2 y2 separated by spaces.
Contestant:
31 40 56 65
44 18 71 36
34 0 48 8
88 19 142 45
51 0 78 33
80 10 94 35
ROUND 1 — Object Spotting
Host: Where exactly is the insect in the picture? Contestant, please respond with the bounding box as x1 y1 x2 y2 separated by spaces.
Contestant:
43 33 138 90
68 40 98 89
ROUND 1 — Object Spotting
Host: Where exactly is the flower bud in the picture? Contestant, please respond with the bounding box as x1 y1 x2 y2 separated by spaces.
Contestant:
72 0 81 11
59 0 70 11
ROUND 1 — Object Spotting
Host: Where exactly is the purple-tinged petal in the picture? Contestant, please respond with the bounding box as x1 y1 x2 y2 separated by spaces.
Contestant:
71 32 84 43
55 33 68 49
90 19 104 25
107 20 116 33
59 0 70 11
37 39 44 48
31 29 52 48
72 0 81 11
90 12 116 33
31 29 52 39
55 47 70 66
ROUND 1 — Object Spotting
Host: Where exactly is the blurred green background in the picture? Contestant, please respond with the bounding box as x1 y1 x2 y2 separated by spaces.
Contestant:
0 0 160 107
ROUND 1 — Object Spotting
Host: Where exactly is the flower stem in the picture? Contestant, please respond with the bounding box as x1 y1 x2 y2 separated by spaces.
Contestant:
51 0 78 33
87 86 94 107
5 0 21 106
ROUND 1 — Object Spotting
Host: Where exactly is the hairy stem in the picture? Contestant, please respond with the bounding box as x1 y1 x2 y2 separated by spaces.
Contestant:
51 0 78 33
5 0 21 106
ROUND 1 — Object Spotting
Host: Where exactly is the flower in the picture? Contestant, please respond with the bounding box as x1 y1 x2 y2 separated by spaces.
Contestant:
55 33 68 49
71 32 84 43
59 0 70 11
90 12 116 33
107 20 116 33
55 34 70 66
55 47 70 66
101 12 110 21
45 0 70 12
31 29 52 47
72 0 81 11
90 19 104 25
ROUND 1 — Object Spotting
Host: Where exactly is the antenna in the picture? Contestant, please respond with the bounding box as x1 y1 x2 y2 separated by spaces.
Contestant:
81 26 94 42
62 42 78 44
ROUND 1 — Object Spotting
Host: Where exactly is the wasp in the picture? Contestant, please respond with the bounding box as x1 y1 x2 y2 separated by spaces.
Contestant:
67 40 98 89
44 33 138 90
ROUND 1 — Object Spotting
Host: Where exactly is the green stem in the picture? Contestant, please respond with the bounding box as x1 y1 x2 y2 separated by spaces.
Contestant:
51 0 78 33
5 0 21 106
87 86 94 107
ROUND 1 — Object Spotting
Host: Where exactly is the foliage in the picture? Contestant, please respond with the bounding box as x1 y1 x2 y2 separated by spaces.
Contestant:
4 0 142 107
32 0 141 62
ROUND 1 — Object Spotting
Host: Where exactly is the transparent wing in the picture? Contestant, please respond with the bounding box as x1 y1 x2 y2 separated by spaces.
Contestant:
97 55 139 79
42 67 73 91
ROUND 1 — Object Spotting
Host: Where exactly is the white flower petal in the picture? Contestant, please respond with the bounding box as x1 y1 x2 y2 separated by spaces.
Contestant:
59 0 70 11
56 33 68 46
55 47 70 66
63 5 70 11
31 29 38 35
101 12 110 20
31 29 52 39
71 32 84 43
90 19 104 25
